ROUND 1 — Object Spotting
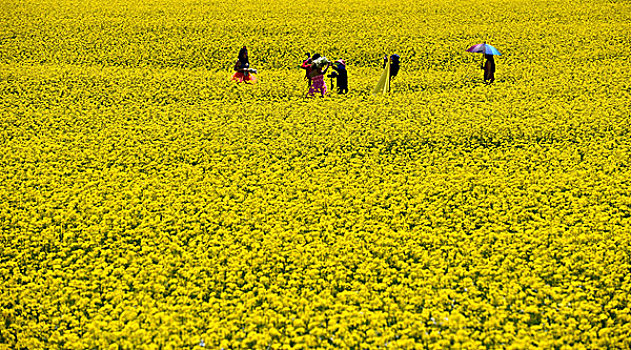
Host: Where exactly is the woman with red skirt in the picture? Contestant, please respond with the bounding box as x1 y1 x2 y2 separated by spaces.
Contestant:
232 46 257 83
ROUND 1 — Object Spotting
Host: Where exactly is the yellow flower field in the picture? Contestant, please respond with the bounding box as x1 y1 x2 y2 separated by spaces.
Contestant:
1 0 630 348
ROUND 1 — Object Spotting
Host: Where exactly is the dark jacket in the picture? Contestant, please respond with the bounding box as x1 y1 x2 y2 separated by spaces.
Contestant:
383 54 400 78
331 64 348 88
482 57 495 83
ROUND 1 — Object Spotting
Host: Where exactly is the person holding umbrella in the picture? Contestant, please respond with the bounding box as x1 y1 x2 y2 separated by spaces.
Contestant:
384 54 400 81
466 42 501 84
482 54 495 84
372 54 400 95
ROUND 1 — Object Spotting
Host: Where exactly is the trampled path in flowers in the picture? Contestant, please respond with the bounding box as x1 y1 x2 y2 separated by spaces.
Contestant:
1 0 631 348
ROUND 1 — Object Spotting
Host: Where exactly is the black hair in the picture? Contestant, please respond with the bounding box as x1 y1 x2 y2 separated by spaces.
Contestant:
238 46 249 65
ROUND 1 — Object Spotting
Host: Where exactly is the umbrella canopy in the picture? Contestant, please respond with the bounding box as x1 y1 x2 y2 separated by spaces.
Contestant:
466 43 501 55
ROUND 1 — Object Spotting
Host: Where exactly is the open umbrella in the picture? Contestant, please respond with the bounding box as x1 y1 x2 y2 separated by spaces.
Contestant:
466 43 501 55
372 57 391 95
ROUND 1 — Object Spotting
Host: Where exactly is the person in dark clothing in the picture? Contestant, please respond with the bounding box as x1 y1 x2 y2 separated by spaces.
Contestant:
482 54 495 84
387 54 400 79
381 54 400 92
327 59 348 94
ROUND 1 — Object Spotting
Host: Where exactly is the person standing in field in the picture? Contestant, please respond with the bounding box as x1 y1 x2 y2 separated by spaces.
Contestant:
482 54 495 84
232 46 257 83
301 53 321 87
306 56 331 98
327 59 348 94
374 54 400 93
383 54 400 81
